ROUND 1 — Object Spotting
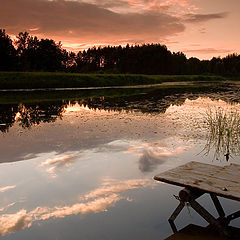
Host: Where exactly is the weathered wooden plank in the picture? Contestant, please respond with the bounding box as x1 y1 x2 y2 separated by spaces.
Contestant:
154 161 240 201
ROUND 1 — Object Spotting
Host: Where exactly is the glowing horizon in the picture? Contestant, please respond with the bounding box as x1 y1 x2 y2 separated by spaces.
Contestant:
1 0 239 59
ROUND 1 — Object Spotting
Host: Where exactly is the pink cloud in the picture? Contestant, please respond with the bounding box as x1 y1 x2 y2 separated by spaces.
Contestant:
183 48 232 54
0 0 185 46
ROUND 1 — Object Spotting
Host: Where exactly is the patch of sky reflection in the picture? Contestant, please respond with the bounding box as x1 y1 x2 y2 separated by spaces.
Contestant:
0 93 240 239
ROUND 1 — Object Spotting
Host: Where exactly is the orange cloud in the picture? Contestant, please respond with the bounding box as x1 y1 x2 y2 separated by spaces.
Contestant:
90 0 195 13
1 0 229 56
183 48 232 55
0 0 185 47
184 12 228 23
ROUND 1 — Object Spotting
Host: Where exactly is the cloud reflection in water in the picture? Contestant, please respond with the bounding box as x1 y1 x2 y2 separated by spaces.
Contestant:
40 153 80 177
126 141 187 172
138 146 185 172
0 178 153 236
92 139 190 173
0 185 16 193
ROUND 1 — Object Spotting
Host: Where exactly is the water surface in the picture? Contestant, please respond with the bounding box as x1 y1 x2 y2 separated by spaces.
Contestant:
0 83 240 239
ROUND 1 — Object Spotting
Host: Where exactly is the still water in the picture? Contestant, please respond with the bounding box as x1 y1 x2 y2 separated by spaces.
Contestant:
0 83 240 239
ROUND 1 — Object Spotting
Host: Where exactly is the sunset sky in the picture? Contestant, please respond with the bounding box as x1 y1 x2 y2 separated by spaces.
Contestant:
1 0 239 59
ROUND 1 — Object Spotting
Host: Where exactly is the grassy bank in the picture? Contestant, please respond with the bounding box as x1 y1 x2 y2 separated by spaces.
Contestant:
0 83 225 105
0 72 225 89
0 88 154 104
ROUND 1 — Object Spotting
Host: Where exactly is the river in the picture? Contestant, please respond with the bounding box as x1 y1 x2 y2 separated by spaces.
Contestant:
0 82 240 239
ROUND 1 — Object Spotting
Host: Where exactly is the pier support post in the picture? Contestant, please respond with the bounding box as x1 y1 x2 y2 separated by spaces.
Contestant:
168 187 231 237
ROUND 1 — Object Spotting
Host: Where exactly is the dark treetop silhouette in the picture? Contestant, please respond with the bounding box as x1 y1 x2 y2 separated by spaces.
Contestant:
1 29 240 76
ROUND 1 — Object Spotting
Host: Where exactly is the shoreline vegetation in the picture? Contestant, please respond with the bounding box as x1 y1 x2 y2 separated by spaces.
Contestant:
0 81 220 104
0 72 225 90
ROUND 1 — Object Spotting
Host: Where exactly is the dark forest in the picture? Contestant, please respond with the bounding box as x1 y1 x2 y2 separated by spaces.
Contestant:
1 29 240 76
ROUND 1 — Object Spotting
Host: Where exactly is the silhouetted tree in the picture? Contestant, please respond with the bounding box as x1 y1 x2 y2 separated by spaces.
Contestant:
0 29 16 71
34 39 65 71
15 32 39 71
15 32 66 71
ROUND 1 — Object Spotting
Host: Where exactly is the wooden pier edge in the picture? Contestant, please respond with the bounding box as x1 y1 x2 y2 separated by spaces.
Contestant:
154 161 240 238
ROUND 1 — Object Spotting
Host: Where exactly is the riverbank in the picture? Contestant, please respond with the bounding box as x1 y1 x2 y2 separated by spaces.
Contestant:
0 72 225 90
0 82 228 105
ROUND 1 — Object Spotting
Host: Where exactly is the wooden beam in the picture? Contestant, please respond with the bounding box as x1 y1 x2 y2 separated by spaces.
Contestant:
210 193 225 218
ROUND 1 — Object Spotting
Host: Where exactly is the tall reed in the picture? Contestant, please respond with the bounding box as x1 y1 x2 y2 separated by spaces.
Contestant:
203 106 240 161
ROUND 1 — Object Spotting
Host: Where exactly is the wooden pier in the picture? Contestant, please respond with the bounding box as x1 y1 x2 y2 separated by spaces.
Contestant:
154 161 240 238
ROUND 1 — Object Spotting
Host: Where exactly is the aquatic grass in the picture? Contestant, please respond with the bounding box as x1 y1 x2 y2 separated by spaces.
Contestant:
203 106 240 161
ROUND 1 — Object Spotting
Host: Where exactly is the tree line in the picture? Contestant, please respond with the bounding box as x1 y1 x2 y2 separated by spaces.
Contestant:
1 29 240 76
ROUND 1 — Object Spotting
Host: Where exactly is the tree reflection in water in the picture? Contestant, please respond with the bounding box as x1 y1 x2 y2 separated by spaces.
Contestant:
0 102 66 132
0 105 18 133
203 107 240 161
0 87 199 133
0 85 239 133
